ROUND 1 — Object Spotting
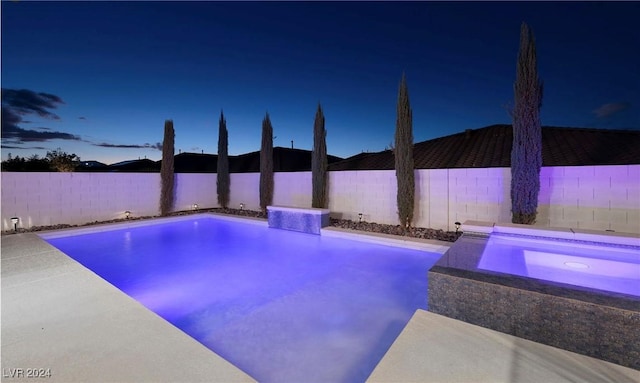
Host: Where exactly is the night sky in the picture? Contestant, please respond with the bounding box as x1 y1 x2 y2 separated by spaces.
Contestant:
2 2 638 164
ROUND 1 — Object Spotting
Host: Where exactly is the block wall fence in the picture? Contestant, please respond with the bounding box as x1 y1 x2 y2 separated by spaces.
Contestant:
2 165 639 234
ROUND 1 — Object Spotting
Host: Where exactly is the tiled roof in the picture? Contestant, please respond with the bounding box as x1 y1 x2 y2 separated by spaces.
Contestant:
328 125 640 171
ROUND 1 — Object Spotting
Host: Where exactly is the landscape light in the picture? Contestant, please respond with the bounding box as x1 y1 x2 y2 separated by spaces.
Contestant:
193 203 198 210
358 213 363 223
125 211 131 219
11 217 19 231
240 203 244 211
455 221 461 233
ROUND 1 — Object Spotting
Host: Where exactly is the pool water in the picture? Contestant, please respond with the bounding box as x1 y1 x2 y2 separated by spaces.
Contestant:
477 234 640 297
43 217 442 382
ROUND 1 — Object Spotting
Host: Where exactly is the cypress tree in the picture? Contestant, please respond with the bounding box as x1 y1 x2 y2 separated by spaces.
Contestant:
217 110 230 208
511 22 543 224
395 73 414 229
260 113 274 213
160 119 175 216
312 103 328 208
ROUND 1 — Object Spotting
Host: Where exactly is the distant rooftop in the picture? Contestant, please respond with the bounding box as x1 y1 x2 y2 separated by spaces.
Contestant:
328 125 640 171
73 125 640 173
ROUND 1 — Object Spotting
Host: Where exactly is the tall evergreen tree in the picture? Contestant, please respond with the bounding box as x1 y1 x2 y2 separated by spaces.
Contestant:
312 103 328 208
395 74 414 229
160 119 175 216
511 22 543 224
260 113 274 213
217 110 230 208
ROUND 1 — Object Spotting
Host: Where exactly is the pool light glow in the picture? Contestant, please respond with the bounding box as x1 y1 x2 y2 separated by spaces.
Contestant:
564 261 589 269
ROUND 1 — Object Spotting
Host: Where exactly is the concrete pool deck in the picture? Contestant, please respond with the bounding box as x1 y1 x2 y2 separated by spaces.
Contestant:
2 221 638 382
367 310 638 382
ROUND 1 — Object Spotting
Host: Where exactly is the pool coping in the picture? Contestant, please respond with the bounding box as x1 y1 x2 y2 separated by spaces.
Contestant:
463 220 640 247
36 213 269 239
321 226 451 254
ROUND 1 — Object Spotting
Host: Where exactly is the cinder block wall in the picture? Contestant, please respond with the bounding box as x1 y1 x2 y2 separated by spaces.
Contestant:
228 173 260 211
2 165 638 234
328 170 397 224
174 173 217 212
274 172 312 208
226 172 312 212
446 168 513 229
1 172 159 230
538 165 639 232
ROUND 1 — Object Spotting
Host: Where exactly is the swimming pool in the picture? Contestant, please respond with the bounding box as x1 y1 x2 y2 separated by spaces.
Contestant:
41 215 443 383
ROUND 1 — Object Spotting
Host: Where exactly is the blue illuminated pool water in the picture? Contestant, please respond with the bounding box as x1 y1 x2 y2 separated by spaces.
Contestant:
42 216 442 382
477 234 640 297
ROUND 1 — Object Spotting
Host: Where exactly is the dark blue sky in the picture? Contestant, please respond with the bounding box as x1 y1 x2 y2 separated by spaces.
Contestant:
2 1 638 164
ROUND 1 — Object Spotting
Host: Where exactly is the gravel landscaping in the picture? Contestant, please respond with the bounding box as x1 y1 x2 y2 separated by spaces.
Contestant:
2 207 462 243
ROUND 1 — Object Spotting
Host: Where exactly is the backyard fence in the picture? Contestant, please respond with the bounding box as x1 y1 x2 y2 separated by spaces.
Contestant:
2 165 638 234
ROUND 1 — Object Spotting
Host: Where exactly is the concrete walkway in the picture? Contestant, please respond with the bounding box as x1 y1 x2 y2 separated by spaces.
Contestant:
1 233 255 383
368 310 639 383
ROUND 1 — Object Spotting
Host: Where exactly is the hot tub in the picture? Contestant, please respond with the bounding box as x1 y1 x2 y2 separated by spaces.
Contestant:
428 221 640 370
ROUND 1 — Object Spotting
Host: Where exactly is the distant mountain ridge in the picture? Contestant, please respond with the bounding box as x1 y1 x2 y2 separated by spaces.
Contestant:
77 147 344 173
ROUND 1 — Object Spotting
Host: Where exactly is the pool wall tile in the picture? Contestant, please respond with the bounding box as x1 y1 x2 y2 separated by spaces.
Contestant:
428 269 640 370
267 206 330 235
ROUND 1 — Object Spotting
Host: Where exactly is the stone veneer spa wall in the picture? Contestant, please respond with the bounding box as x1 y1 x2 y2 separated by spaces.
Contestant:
428 222 640 370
